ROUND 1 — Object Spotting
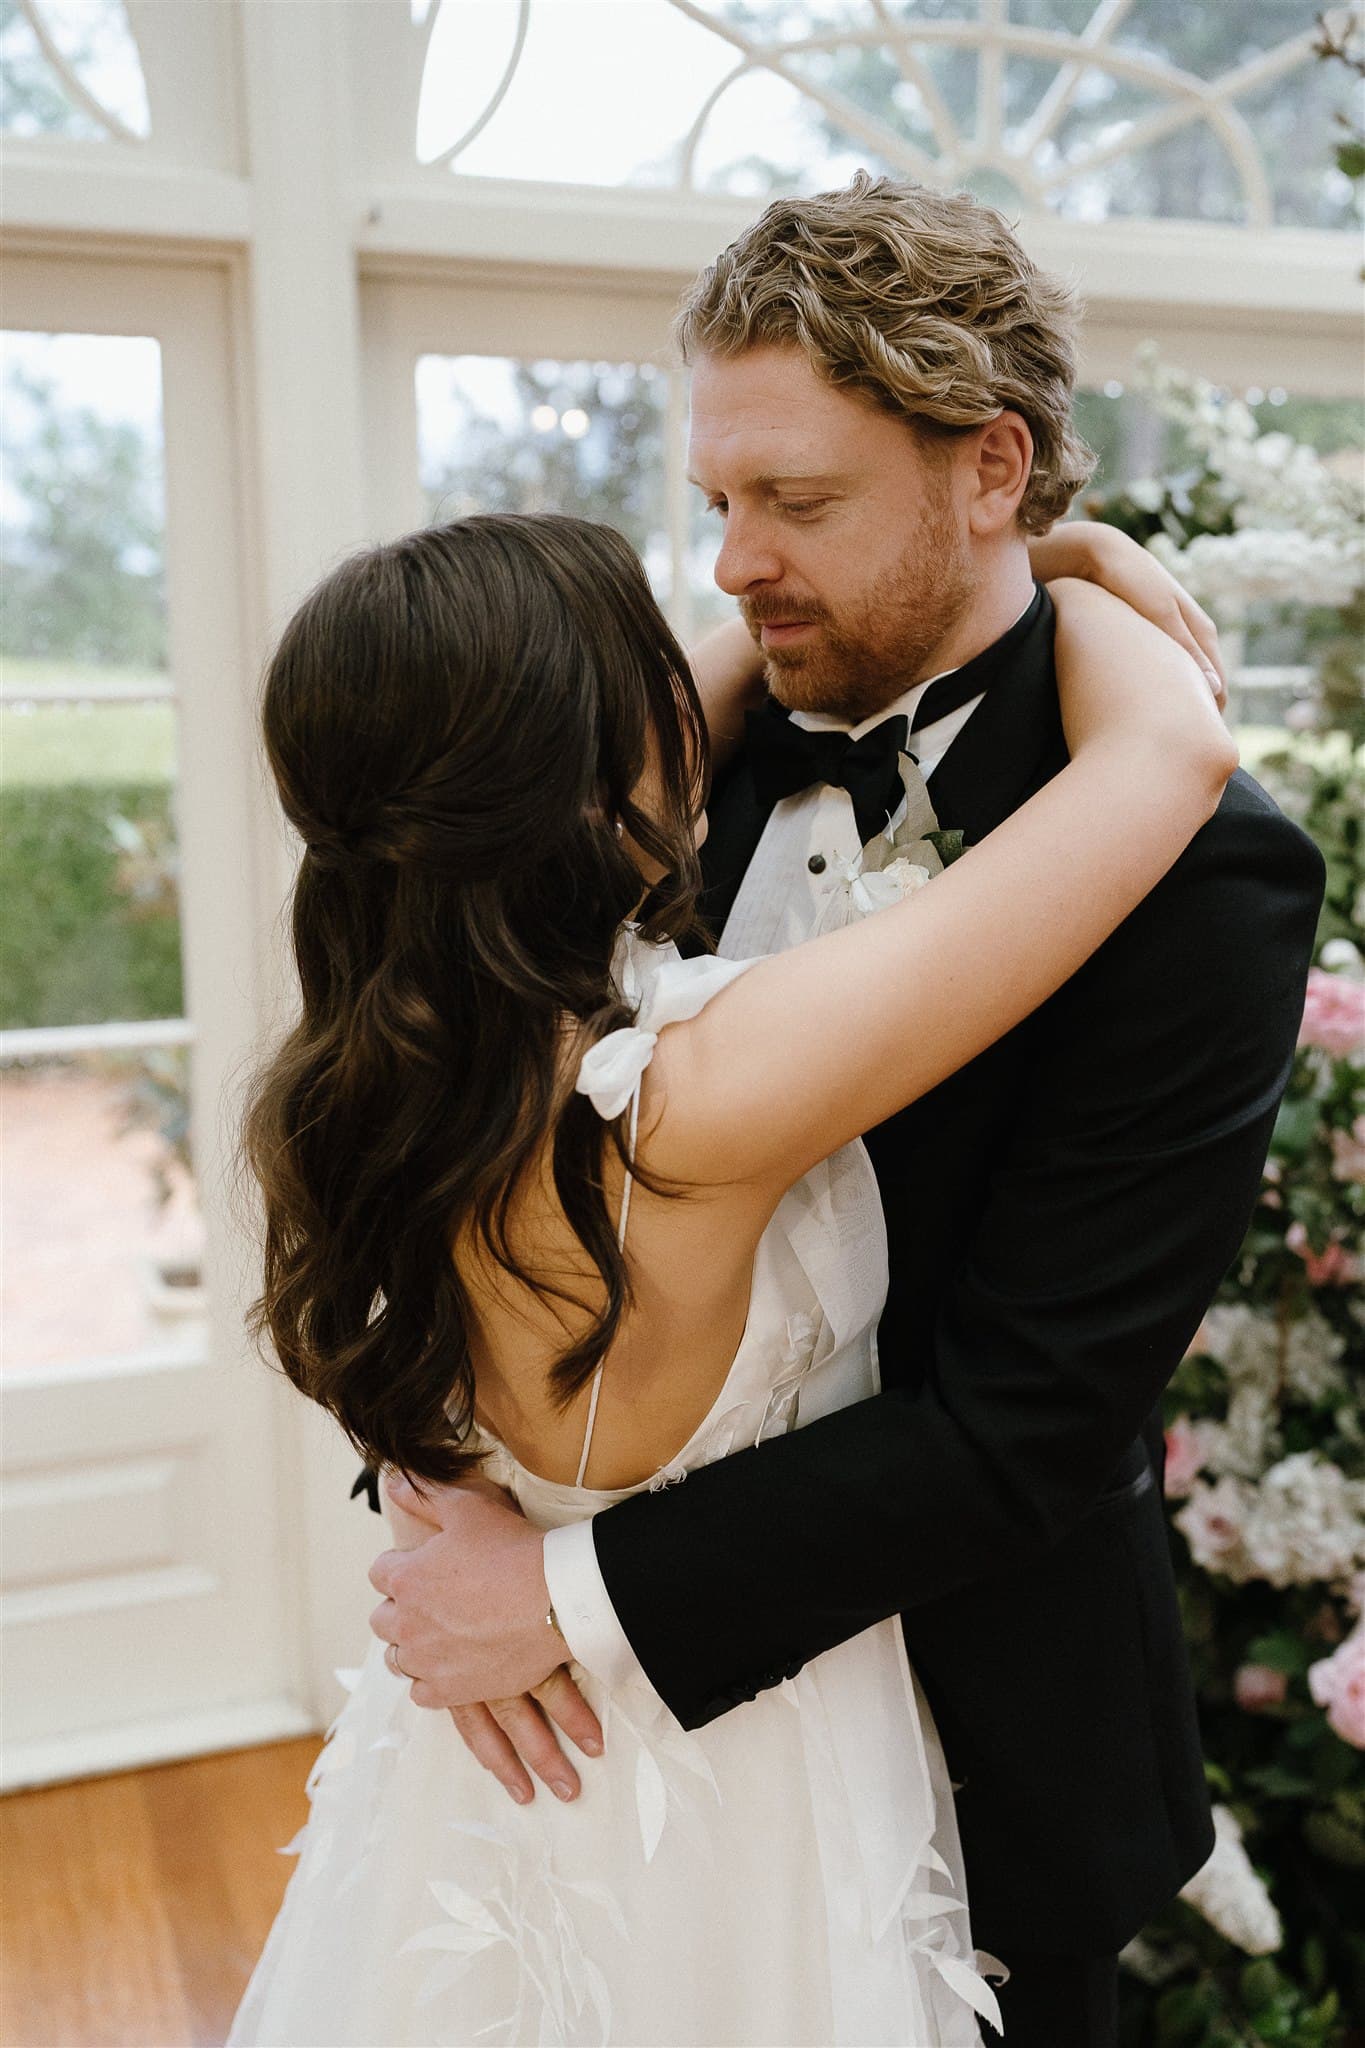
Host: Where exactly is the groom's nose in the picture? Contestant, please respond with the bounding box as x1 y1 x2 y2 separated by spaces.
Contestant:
713 510 785 597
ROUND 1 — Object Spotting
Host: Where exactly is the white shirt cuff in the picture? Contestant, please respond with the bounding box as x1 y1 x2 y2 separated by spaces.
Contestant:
542 1517 659 1699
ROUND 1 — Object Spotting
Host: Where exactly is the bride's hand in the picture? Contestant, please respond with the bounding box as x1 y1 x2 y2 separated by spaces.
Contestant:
1027 520 1226 710
378 1468 604 1806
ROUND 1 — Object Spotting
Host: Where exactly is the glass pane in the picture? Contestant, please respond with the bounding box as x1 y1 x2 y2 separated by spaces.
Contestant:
416 353 673 601
694 65 878 196
414 0 1355 228
1 331 165 666
1 700 183 1028
1 329 206 1371
1039 0 1354 228
0 0 149 141
1 331 184 1030
1 1046 204 1371
424 0 733 184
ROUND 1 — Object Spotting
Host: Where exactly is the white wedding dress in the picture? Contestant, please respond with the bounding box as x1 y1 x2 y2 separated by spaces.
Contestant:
228 930 1003 2048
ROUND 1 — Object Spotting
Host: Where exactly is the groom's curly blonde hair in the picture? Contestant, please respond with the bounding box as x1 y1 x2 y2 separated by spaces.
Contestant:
674 173 1095 534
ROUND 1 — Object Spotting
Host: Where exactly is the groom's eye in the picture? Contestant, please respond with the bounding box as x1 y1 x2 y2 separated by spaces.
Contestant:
778 500 829 519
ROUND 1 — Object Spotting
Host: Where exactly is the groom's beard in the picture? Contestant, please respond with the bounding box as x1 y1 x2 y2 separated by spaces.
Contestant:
745 499 978 726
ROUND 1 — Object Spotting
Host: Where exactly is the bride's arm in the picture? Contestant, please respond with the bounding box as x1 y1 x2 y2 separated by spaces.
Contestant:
651 579 1237 1188
1027 521 1226 707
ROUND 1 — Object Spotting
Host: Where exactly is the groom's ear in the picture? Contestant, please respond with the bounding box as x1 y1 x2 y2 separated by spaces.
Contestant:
965 410 1033 537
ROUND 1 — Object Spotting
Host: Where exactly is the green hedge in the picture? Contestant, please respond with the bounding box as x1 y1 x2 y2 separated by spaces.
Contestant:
1 782 183 1029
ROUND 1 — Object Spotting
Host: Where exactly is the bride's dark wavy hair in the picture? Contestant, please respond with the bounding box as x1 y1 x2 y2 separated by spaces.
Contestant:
238 514 709 1485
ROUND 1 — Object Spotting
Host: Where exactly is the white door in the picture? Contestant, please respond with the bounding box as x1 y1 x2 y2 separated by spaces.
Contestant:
1 252 312 1787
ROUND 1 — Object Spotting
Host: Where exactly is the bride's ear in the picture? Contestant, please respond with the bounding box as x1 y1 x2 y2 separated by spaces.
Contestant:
967 410 1033 537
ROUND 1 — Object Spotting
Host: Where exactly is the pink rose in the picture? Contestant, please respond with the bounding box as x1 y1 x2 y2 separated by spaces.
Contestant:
1298 969 1365 1061
1308 1625 1365 1748
1286 1221 1359 1288
1165 1416 1206 1500
1234 1663 1289 1712
1330 1116 1365 1185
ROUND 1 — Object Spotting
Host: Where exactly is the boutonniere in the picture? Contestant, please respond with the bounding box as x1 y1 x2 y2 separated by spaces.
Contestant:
843 854 934 915
812 839 936 933
810 810 967 933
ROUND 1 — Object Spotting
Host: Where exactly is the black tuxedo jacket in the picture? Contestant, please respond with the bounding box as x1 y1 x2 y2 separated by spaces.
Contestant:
587 588 1324 1954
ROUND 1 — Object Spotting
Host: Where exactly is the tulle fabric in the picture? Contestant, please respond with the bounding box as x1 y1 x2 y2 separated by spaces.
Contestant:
228 933 1002 2047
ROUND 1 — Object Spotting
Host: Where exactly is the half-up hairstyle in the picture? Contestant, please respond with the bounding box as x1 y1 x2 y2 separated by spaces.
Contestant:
239 514 709 1484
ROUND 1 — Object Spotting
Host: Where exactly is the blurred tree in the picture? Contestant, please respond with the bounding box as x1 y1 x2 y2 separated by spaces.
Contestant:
422 358 668 579
0 365 166 670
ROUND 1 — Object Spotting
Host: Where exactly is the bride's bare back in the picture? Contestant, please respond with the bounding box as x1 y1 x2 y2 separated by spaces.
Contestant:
456 1121 772 1491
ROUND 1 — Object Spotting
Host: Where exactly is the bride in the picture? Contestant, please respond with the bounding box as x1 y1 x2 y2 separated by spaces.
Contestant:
229 511 1233 2047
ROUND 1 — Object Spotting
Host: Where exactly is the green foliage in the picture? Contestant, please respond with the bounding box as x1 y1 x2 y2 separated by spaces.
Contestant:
1122 1918 1355 2047
1255 735 1365 960
1131 724 1365 2040
1 782 183 1029
1092 344 1365 2043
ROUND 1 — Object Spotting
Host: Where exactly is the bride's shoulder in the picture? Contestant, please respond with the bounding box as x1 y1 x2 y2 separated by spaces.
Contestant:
574 928 761 1125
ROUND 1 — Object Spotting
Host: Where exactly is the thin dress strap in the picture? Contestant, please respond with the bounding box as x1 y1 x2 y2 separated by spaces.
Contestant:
573 1079 642 1488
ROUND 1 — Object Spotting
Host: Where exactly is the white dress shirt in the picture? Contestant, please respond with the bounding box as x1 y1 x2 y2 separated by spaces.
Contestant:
542 623 1020 1697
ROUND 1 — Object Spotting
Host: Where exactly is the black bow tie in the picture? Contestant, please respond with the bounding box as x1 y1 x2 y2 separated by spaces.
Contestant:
746 699 911 845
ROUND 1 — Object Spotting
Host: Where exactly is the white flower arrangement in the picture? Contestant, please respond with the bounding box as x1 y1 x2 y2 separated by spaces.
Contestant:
1178 1805 1283 1957
1198 1301 1349 1408
811 833 942 935
1146 527 1363 611
1128 345 1365 617
846 855 933 916
1175 1451 1365 1591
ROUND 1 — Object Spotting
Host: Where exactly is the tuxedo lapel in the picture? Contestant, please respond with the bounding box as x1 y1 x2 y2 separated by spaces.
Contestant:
924 581 1066 843
698 579 1066 946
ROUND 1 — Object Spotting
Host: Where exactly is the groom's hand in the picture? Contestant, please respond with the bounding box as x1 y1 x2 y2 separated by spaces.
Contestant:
368 1471 603 1804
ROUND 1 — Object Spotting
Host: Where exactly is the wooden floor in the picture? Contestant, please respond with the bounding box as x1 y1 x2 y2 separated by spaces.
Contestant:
1 1736 324 2048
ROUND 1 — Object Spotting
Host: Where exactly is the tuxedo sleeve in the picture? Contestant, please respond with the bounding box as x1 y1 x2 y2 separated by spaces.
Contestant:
589 775 1325 1730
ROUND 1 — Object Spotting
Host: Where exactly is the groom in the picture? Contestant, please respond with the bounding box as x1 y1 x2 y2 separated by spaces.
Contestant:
365 177 1324 2046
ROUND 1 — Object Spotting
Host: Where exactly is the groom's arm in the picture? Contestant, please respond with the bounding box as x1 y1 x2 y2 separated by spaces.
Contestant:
584 774 1324 1727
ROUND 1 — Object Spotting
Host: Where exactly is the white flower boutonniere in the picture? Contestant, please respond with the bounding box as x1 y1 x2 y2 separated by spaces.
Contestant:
847 856 933 917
